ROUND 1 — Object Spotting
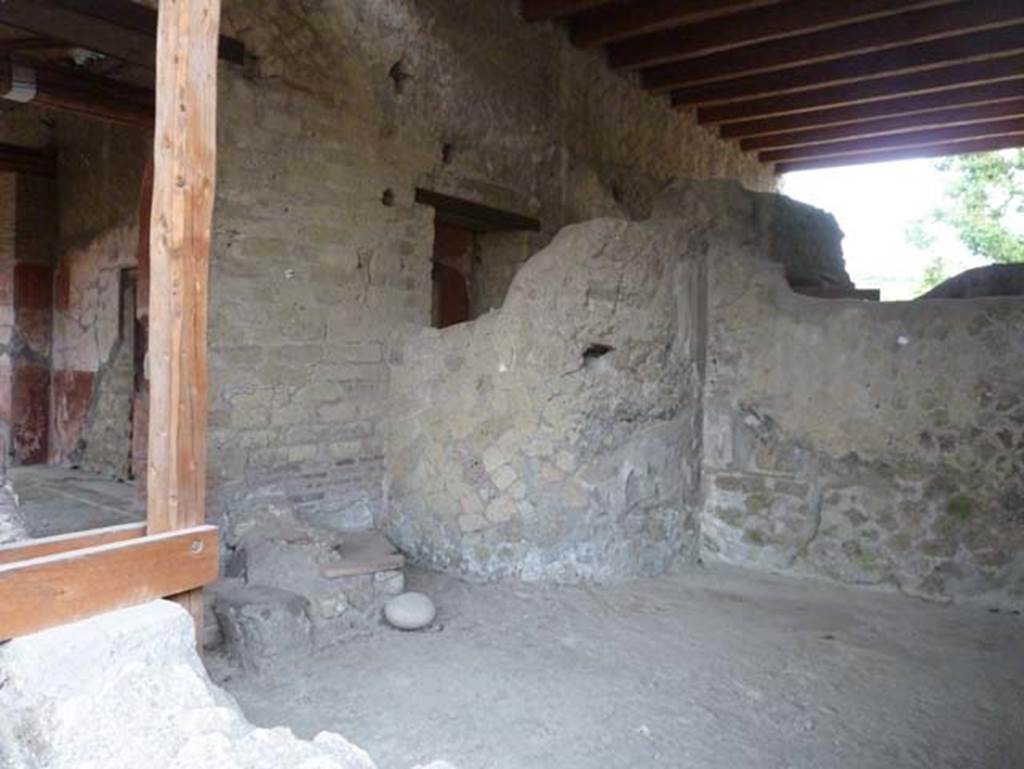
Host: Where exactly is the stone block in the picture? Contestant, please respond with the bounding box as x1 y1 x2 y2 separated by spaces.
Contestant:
210 582 315 673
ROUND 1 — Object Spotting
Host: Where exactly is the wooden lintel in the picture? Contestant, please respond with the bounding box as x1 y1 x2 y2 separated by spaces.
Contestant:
0 0 244 70
415 188 541 232
760 116 1024 163
742 98 1024 151
775 132 1024 173
694 53 1024 123
643 2 1024 92
0 525 218 641
0 142 57 177
608 0 948 70
719 78 1024 138
571 0 783 48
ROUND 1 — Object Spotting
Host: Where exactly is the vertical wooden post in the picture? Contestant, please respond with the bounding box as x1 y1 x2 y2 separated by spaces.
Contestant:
147 0 221 637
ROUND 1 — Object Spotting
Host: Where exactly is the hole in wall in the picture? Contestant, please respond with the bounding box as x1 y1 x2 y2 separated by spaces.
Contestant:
388 59 412 94
381 188 395 207
582 343 614 363
441 143 455 164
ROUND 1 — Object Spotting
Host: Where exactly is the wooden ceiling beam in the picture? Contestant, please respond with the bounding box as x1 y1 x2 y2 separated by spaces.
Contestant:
695 53 1024 123
609 0 950 70
668 25 1024 104
0 142 56 177
0 59 154 128
741 98 1024 151
719 78 1024 138
571 0 784 48
776 133 1024 172
760 116 1024 163
0 0 243 70
521 0 616 22
643 1 1024 91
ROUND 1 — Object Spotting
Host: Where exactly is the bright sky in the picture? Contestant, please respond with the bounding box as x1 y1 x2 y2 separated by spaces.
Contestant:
781 159 986 300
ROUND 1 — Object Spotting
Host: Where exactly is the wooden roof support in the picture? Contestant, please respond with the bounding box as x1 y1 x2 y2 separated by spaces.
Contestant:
571 0 784 48
0 142 56 177
694 51 1024 122
609 0 950 70
741 98 1024 151
663 24 1024 101
0 0 243 70
147 0 221 636
521 0 615 22
776 132 1024 172
719 78 1024 138
760 116 1024 163
0 59 154 128
643 1 1024 90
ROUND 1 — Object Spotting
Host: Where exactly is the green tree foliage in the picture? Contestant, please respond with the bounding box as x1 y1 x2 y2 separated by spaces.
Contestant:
907 149 1024 289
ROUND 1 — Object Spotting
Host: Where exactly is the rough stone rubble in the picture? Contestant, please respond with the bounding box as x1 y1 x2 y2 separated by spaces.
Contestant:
0 600 454 769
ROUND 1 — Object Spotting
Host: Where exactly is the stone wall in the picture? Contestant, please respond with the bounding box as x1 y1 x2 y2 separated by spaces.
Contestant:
702 248 1024 607
386 214 705 580
207 0 774 538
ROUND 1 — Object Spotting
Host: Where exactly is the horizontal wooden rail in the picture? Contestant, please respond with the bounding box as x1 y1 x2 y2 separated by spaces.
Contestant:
0 524 217 640
0 521 146 566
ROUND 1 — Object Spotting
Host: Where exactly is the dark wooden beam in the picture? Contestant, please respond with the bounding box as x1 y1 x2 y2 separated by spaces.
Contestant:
571 0 784 48
521 0 616 22
0 0 244 70
0 142 56 177
676 26 1024 107
742 98 1024 151
415 189 541 232
760 116 1024 163
776 133 1024 172
695 53 1024 123
609 0 949 70
0 59 154 127
645 2 1024 92
719 78 1024 138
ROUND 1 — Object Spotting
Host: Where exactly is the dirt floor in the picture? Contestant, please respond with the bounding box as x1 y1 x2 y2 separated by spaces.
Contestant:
9 465 141 537
208 564 1023 769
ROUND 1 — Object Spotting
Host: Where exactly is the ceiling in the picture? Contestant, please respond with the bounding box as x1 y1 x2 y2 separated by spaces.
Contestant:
522 0 1024 172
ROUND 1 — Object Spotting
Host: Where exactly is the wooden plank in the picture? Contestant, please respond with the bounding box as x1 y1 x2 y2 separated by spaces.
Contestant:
521 0 615 22
609 0 947 69
0 522 146 566
760 116 1024 162
693 51 1024 122
663 24 1024 101
0 142 56 177
571 0 783 48
0 525 217 641
719 78 1024 138
776 132 1024 172
643 0 1024 90
741 98 1024 151
415 189 541 232
0 0 244 69
0 60 154 128
320 531 406 579
147 0 222 634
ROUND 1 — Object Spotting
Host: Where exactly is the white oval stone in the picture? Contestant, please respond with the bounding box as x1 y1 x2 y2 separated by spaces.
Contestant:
384 592 436 630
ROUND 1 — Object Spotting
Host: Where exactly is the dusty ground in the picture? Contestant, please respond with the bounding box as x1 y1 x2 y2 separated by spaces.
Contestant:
209 565 1023 769
9 465 140 537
